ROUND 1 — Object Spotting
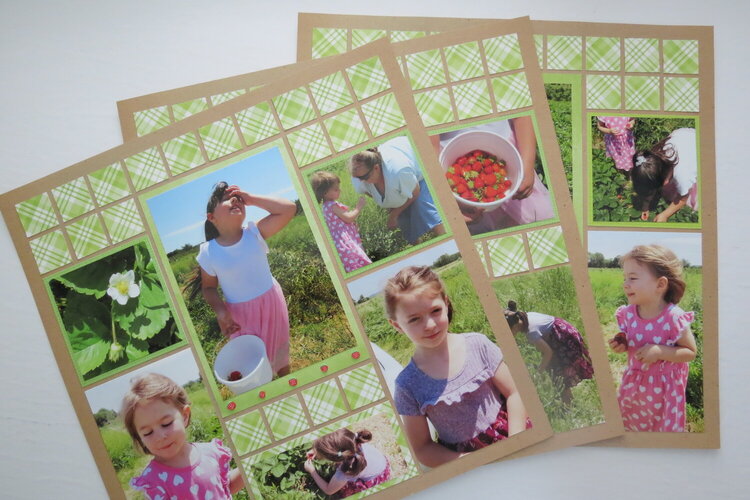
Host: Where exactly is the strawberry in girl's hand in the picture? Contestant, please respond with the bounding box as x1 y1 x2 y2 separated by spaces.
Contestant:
613 332 627 346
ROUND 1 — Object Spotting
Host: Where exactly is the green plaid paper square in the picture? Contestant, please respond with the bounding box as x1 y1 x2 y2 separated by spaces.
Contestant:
88 163 131 206
664 77 699 112
66 214 109 258
444 41 485 82
586 37 621 72
198 117 244 161
492 73 533 112
534 34 544 68
30 230 71 273
134 105 171 137
301 379 348 425
226 410 271 455
352 28 386 48
308 71 354 115
414 88 455 127
586 74 622 109
123 147 169 190
235 102 280 146
547 35 583 70
663 39 699 74
52 177 95 222
487 234 529 277
171 98 209 122
101 199 144 243
390 30 427 43
16 193 58 236
211 89 246 106
346 56 390 100
624 38 660 73
311 27 347 58
527 226 569 268
264 395 310 440
287 123 332 166
483 34 524 73
625 76 660 110
453 80 493 120
161 132 205 175
324 109 368 152
361 93 406 136
339 364 385 410
405 49 447 90
272 87 317 130
475 241 490 276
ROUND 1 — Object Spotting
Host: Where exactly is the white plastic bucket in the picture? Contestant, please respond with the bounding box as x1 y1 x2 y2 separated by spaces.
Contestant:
214 335 273 395
439 130 524 212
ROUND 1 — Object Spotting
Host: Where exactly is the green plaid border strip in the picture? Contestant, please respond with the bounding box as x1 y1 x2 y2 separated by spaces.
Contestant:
346 56 391 100
123 147 170 191
308 71 354 115
360 93 406 137
226 410 272 456
263 394 311 441
88 163 131 206
414 87 455 127
527 225 569 268
171 98 209 122
301 378 349 425
339 364 386 410
235 102 280 147
29 230 72 273
663 39 699 74
483 34 524 73
487 233 529 277
324 108 369 152
586 37 621 72
444 41 485 82
624 38 660 73
51 177 95 222
66 214 109 259
15 193 58 236
311 27 348 58
586 74 622 109
272 87 317 130
134 105 171 137
198 117 244 161
161 132 206 175
100 199 144 244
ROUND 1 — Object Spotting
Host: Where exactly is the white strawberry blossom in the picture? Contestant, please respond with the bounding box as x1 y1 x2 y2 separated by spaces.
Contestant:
107 270 140 305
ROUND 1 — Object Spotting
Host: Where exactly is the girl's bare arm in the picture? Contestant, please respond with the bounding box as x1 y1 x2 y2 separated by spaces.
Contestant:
530 338 554 371
402 415 463 467
330 197 366 223
200 270 239 335
492 361 528 436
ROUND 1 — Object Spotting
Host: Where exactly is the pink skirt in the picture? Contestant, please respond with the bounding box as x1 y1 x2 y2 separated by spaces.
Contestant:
225 280 290 373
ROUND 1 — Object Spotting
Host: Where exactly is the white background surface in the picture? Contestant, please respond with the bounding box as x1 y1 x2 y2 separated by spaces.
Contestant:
1 1 747 498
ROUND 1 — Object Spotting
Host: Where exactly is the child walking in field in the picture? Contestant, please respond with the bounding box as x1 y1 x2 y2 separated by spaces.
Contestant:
185 181 296 376
596 116 636 172
304 428 391 497
311 170 372 272
124 373 244 499
631 128 698 222
608 245 697 432
385 266 530 467
504 301 594 404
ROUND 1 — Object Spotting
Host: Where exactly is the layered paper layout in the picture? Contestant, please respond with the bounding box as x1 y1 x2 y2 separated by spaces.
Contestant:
0 39 575 499
118 17 628 459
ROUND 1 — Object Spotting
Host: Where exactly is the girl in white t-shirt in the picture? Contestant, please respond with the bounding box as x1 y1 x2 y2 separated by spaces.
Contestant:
631 128 698 223
185 182 296 376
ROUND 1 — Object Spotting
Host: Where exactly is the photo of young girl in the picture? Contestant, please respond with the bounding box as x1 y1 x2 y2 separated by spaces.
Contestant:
146 147 356 400
588 231 704 432
591 116 699 224
85 349 247 498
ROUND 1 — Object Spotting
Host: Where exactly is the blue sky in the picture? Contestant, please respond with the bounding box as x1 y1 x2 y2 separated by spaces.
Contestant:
347 240 459 299
146 147 297 253
85 349 201 413
587 231 702 266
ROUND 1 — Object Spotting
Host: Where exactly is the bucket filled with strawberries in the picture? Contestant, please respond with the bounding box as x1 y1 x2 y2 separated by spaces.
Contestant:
439 130 524 211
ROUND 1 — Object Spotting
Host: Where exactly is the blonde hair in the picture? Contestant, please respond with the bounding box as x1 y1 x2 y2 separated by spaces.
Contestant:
310 170 340 203
312 428 373 476
622 244 686 304
348 147 382 176
121 373 191 454
383 265 453 322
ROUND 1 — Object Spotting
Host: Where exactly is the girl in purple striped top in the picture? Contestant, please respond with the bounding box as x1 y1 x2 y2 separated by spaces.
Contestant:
384 266 530 467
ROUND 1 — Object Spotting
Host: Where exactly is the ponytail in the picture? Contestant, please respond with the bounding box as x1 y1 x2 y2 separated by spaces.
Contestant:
504 300 529 332
312 428 372 477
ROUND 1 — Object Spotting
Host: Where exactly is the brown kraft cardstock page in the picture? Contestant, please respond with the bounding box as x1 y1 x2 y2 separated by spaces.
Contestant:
0 40 565 499
117 17 626 458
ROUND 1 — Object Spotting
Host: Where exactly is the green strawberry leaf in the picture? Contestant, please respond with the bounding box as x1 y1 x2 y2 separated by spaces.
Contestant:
127 275 172 340
63 293 112 375
126 336 150 361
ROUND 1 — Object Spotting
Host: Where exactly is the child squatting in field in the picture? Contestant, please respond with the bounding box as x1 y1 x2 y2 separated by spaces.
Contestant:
386 266 530 467
124 373 244 499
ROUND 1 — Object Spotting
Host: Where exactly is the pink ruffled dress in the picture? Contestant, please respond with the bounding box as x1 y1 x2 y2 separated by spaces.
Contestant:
322 200 372 272
615 304 695 432
598 116 635 171
130 439 232 500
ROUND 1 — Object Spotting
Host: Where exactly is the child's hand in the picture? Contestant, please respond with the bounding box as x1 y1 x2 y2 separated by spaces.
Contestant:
459 205 485 224
304 458 316 474
226 185 253 205
386 211 399 229
512 174 535 200
653 212 670 223
356 196 367 210
306 449 316 460
640 210 650 221
216 310 241 336
635 344 663 364
611 127 622 135
608 337 627 353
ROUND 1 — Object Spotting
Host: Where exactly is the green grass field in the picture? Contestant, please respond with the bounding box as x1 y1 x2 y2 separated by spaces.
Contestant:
589 266 704 432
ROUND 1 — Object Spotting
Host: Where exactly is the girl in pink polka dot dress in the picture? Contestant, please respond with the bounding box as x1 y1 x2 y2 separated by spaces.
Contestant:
311 170 372 273
608 245 697 432
597 116 636 171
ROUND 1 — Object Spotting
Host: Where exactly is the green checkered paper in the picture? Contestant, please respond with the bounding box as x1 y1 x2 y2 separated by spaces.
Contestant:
487 234 529 277
527 226 569 268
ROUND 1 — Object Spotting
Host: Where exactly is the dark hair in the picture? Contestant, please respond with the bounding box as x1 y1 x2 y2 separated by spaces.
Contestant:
504 300 529 333
383 265 453 323
622 245 686 304
348 147 382 176
310 170 340 203
631 136 679 210
313 428 373 476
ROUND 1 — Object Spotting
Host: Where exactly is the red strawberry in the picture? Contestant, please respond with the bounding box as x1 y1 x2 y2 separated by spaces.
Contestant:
227 402 237 410
320 365 329 372
474 177 485 189
259 391 266 398
352 351 361 359
289 378 298 386
227 370 242 381
613 332 627 346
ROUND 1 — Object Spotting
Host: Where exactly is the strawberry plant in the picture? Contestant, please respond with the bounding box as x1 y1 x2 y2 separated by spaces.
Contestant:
50 242 183 380
252 443 335 498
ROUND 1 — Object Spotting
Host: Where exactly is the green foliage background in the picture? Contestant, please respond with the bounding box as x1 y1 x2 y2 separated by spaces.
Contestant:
545 83 573 195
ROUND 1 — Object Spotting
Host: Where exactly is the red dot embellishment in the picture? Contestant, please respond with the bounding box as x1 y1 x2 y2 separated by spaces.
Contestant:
320 365 329 372
289 378 298 387
227 402 236 410
259 391 266 399
352 351 361 359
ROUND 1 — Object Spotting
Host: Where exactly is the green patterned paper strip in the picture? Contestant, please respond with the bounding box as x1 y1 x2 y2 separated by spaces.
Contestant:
546 35 583 71
361 93 406 136
272 87 317 130
527 226 569 268
88 163 131 206
586 37 621 72
346 56 390 100
352 29 386 49
475 241 490 276
52 177 95 221
453 80 493 120
226 410 271 455
625 76 660 111
161 132 205 175
301 379 349 425
586 74 622 109
663 39 699 74
311 27 348 58
491 73 533 112
171 98 209 122
30 230 71 273
339 364 386 410
66 214 109 258
534 34 544 68
444 41 485 82
664 77 699 112
123 148 169 191
235 102 280 147
624 38 660 73
389 30 427 43
487 234 529 277
484 34 524 73
264 395 310 440
211 89 246 106
198 117 244 162
134 105 171 137
101 199 144 243
405 49 447 90
414 88 455 127
308 71 354 115
287 123 332 166
324 108 369 152
16 193 58 236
